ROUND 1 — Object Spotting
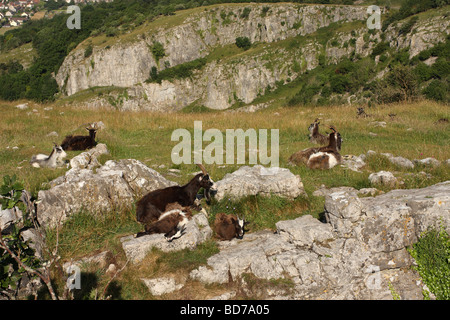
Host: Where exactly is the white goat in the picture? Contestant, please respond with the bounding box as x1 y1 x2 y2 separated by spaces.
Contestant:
30 144 67 168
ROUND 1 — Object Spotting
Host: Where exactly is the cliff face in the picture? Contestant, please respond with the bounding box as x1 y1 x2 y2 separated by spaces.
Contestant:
55 3 449 111
56 4 368 110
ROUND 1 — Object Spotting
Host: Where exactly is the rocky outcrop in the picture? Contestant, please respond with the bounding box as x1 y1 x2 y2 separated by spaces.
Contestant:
189 181 450 299
56 4 368 110
69 143 109 170
36 159 177 228
214 165 306 201
385 14 450 58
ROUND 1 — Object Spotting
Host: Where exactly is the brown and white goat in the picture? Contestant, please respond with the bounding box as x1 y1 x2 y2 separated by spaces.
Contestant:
306 127 342 170
213 213 246 241
135 205 193 241
61 123 98 151
308 118 329 145
136 164 216 228
289 126 342 168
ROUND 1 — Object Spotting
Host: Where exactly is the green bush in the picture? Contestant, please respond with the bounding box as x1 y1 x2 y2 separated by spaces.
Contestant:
84 44 93 58
146 58 207 83
240 7 251 19
398 16 418 36
235 36 252 50
422 79 448 102
0 175 42 299
409 225 450 300
151 41 166 63
371 42 390 57
330 74 350 94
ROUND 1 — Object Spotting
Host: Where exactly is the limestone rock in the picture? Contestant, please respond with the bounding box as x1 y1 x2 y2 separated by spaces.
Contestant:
120 213 212 263
276 215 334 248
36 159 177 228
369 171 398 187
69 143 108 170
341 154 366 172
0 206 22 230
56 4 368 110
141 277 184 296
190 181 450 299
214 165 306 201
414 158 440 167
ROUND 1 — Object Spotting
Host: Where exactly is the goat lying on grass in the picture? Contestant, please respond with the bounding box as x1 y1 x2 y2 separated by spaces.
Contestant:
213 213 247 241
289 126 342 169
30 144 67 168
136 164 216 234
61 123 98 151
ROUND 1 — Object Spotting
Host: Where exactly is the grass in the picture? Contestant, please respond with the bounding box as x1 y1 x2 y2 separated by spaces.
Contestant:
0 98 449 299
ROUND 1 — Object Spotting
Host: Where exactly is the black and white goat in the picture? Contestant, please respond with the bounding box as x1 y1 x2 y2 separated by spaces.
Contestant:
289 126 342 169
135 204 192 241
30 144 67 168
308 118 329 145
213 213 247 241
136 164 216 228
61 123 98 151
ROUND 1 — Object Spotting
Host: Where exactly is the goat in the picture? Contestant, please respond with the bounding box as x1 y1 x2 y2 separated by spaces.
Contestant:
30 144 67 168
306 127 342 170
60 123 98 151
308 118 329 145
356 107 372 118
136 164 216 227
135 206 193 241
289 126 342 168
214 212 247 241
214 213 247 241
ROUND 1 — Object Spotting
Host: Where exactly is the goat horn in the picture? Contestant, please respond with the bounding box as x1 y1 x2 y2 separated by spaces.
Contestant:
196 163 207 175
329 126 337 132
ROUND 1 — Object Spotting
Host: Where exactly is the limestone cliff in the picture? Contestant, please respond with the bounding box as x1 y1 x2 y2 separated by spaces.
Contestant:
55 3 449 111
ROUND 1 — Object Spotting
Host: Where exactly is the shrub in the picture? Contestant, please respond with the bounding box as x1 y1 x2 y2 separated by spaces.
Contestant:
409 225 450 300
235 36 252 50
330 74 350 94
398 16 418 36
146 58 207 83
422 79 448 102
371 42 389 57
386 64 418 101
151 41 166 63
240 7 251 19
84 44 93 58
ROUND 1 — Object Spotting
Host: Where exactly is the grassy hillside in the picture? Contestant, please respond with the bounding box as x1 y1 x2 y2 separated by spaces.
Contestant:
0 0 449 300
1 98 449 299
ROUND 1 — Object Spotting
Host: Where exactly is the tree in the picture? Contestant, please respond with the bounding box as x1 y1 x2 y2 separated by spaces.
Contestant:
235 37 251 50
387 64 418 101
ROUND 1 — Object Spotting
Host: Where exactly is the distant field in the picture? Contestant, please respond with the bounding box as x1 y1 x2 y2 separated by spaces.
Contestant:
31 11 46 20
0 99 448 299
